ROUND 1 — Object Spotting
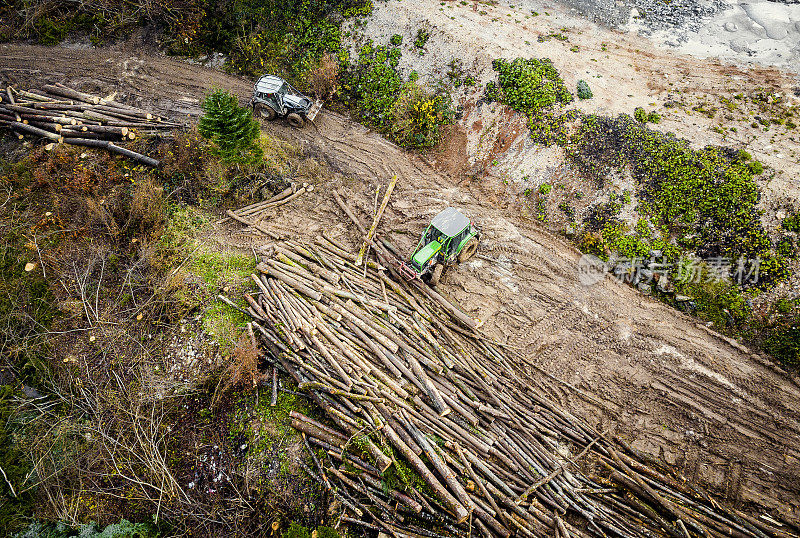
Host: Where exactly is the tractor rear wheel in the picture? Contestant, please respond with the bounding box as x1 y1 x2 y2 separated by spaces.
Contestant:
458 237 478 263
429 263 444 286
287 113 305 128
254 104 277 121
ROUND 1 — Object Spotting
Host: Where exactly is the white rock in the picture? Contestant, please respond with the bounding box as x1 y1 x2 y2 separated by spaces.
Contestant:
724 22 737 32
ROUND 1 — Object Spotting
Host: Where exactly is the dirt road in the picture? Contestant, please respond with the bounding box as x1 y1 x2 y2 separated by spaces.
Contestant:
2 43 799 524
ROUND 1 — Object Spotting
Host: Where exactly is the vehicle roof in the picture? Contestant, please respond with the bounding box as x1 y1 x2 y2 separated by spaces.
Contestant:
254 75 285 93
430 207 470 237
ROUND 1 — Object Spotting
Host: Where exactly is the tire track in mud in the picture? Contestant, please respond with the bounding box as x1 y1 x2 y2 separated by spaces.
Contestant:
2 44 800 524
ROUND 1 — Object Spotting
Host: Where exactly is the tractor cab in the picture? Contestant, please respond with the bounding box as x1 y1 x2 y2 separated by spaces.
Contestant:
402 208 479 285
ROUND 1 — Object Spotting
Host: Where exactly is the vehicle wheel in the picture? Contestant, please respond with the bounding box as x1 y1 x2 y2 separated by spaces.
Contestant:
458 237 479 263
429 263 444 286
254 104 277 121
287 113 305 128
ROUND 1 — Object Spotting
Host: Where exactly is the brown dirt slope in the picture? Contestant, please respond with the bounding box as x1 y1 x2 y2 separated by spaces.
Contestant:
2 44 799 525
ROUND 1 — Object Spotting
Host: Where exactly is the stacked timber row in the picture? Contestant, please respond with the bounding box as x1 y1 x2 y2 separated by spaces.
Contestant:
220 182 314 239
0 84 180 166
235 196 796 538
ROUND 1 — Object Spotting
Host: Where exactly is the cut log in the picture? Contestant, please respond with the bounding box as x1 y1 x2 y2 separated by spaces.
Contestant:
61 138 160 167
44 84 100 104
6 121 61 141
356 175 397 266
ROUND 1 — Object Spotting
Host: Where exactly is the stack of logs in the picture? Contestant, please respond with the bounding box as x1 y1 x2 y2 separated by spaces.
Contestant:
0 83 179 166
236 196 798 538
220 182 314 239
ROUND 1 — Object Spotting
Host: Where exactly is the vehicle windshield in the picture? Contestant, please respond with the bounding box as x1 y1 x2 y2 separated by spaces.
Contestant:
424 226 447 244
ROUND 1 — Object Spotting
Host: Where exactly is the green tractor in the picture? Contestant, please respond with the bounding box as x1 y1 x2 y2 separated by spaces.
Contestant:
399 207 480 285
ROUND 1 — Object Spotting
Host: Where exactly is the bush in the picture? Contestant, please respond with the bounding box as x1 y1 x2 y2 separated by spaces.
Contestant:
307 52 339 100
198 89 262 163
414 28 430 49
762 316 800 367
491 58 572 115
340 43 404 127
576 79 593 100
634 107 648 123
390 82 453 149
538 183 552 195
776 236 796 258
571 114 787 287
783 212 800 233
390 34 402 46
647 111 661 123
484 81 500 103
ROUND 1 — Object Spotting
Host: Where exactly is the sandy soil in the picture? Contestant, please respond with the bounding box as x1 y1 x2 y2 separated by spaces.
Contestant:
1 41 800 524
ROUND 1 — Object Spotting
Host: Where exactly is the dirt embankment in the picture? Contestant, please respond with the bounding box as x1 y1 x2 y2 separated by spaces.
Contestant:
2 43 799 524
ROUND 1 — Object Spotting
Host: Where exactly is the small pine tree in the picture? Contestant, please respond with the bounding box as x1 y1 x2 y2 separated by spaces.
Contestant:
198 89 262 163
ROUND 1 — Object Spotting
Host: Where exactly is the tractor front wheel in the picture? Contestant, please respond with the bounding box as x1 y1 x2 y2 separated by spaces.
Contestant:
429 263 444 286
458 237 479 263
287 113 305 128
254 104 277 121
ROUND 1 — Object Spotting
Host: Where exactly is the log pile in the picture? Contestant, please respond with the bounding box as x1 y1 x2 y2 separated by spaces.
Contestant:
236 195 799 538
0 84 180 166
220 182 314 239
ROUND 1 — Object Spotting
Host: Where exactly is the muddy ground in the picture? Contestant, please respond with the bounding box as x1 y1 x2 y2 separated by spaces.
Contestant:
1 43 800 524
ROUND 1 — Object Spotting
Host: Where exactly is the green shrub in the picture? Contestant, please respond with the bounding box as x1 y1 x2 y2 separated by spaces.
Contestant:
198 89 262 163
340 43 404 128
538 183 552 195
634 107 648 123
390 34 402 46
748 160 764 175
776 236 796 258
647 111 661 123
390 82 454 149
484 81 500 103
414 28 430 49
762 317 800 367
0 386 35 533
491 58 572 115
782 212 800 233
576 79 593 100
571 114 787 287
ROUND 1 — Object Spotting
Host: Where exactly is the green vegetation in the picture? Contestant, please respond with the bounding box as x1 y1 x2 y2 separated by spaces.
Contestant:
491 58 572 115
783 211 800 232
390 33 403 46
1 0 372 87
340 40 454 149
199 89 262 163
283 522 339 538
0 131 322 534
538 183 552 195
341 42 405 128
1 386 35 531
414 28 430 49
634 107 661 124
576 79 593 100
571 114 785 284
391 83 454 149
